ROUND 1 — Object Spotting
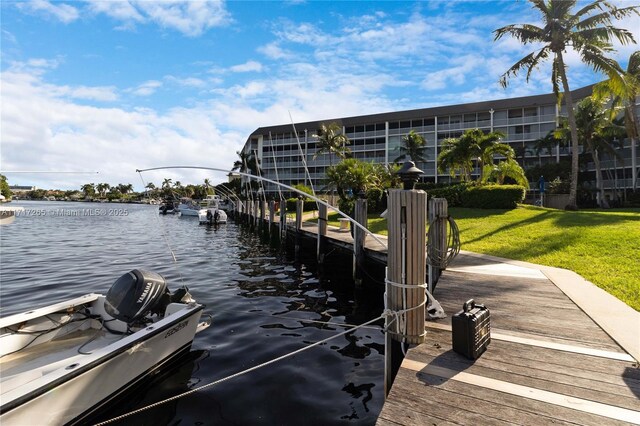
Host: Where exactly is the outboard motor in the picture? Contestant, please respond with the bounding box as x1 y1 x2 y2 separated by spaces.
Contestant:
105 269 169 323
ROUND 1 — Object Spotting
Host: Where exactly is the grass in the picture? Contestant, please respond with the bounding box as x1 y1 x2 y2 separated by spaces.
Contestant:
326 206 640 311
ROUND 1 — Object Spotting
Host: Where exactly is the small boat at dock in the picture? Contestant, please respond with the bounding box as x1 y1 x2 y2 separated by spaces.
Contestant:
176 198 206 217
0 269 210 425
198 195 228 225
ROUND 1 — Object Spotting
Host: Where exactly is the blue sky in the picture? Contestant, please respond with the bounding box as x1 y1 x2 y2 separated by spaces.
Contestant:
1 0 638 190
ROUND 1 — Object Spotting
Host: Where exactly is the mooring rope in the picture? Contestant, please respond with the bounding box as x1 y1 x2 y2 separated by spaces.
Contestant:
93 313 390 425
384 278 428 356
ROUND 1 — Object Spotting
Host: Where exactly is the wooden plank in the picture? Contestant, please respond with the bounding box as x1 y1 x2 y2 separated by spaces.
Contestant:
393 368 632 426
409 341 640 400
378 397 506 426
391 369 580 426
424 322 633 361
402 359 640 424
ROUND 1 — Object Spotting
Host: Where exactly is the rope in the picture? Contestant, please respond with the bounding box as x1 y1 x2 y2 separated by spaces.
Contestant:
426 215 460 269
94 313 389 425
383 278 429 356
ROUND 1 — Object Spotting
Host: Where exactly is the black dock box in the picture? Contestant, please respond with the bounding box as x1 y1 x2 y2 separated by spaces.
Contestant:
452 299 491 359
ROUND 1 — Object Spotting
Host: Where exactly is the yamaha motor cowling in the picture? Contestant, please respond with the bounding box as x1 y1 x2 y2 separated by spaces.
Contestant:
105 269 169 323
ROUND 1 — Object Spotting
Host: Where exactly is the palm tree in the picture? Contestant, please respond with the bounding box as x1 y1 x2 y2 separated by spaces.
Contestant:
394 130 427 163
593 50 640 191
96 183 110 198
312 122 351 167
558 97 625 207
534 130 565 164
482 159 530 188
438 136 476 182
81 183 95 198
145 182 156 191
437 129 511 182
494 0 638 209
475 129 512 180
162 178 172 189
232 150 261 175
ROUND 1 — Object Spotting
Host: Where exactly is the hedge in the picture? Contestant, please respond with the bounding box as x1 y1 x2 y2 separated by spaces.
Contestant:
461 185 525 209
285 198 317 211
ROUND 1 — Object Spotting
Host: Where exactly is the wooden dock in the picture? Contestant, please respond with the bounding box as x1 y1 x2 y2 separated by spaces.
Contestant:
244 212 639 424
377 251 640 425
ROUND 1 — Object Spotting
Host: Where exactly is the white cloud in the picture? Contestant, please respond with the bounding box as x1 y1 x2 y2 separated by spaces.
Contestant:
16 0 80 24
165 76 207 88
0 68 241 190
14 0 231 36
258 42 294 60
63 85 119 102
127 80 163 96
230 61 263 73
132 0 232 37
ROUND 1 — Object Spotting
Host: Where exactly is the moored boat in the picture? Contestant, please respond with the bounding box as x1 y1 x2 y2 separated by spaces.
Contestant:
0 269 210 425
198 195 228 225
176 198 206 216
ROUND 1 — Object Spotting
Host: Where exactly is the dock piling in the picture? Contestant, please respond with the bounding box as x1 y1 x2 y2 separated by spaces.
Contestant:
384 164 427 396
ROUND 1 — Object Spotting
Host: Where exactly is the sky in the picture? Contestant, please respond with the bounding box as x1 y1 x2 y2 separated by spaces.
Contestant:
1 0 639 191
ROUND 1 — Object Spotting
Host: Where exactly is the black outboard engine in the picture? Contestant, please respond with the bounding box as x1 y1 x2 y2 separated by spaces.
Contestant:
105 269 170 323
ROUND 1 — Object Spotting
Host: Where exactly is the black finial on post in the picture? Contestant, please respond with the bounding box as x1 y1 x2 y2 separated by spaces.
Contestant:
398 161 423 190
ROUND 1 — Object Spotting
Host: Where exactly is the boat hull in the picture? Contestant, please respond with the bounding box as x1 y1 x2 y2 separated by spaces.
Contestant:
0 303 205 426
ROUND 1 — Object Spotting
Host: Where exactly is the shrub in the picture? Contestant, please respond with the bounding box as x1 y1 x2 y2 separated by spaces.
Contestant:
415 182 471 207
366 187 386 213
461 185 525 209
549 177 570 194
285 198 317 212
338 198 355 216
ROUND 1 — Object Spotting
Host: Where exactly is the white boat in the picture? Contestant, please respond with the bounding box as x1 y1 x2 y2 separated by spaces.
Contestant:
0 269 211 425
198 195 228 225
176 198 206 217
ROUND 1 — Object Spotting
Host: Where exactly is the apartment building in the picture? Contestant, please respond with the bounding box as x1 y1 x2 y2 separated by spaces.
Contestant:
242 84 638 197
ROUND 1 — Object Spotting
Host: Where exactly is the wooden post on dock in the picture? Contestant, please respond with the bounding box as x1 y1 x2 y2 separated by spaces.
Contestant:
253 200 260 229
295 198 303 257
259 200 266 235
317 203 328 265
427 198 447 293
353 198 368 285
384 162 427 396
279 203 286 243
268 200 276 239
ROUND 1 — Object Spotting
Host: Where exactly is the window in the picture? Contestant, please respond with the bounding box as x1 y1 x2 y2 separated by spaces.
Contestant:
508 109 523 118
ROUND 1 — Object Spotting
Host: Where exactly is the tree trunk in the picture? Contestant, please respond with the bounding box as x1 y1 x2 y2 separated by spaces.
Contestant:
627 103 639 191
592 149 609 208
558 53 580 210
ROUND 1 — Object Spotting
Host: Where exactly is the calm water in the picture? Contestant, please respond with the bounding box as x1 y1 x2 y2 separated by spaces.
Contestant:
0 201 386 425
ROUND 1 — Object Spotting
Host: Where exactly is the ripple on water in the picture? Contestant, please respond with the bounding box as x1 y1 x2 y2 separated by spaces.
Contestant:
1 201 385 425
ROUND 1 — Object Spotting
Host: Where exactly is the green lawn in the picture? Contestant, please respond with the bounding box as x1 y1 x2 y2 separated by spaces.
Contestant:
327 206 640 310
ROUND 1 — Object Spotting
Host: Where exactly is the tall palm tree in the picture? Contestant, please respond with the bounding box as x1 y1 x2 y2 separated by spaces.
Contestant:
96 183 110 198
312 122 351 167
232 150 261 175
593 50 640 191
394 130 427 163
558 97 625 207
494 0 638 209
